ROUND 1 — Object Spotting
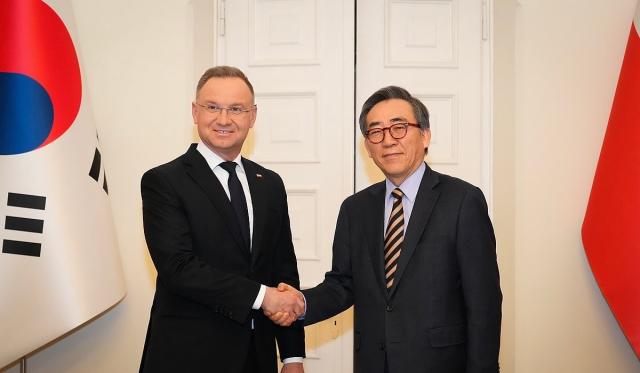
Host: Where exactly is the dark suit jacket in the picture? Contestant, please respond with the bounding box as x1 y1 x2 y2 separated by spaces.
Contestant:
140 144 304 373
303 164 501 373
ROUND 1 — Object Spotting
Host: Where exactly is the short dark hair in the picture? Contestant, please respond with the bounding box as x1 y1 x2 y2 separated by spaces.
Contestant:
196 66 254 99
358 86 429 134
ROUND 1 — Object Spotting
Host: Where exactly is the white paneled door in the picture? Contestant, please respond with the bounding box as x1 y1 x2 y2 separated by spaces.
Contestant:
216 0 355 372
356 0 490 192
212 0 489 371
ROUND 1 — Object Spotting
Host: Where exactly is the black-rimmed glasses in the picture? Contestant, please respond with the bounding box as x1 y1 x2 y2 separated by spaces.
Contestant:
364 122 421 144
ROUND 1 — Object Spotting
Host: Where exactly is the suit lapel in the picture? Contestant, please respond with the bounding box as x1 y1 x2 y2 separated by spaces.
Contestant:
182 145 249 256
242 158 266 267
364 182 388 298
388 165 440 299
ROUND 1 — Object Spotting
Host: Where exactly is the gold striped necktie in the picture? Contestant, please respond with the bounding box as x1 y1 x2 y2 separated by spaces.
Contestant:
384 188 404 289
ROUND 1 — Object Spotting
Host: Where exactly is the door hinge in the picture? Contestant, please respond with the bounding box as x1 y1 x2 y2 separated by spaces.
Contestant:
218 0 226 36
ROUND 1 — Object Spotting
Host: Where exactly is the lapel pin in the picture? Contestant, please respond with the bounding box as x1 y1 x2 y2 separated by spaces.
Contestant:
256 173 263 179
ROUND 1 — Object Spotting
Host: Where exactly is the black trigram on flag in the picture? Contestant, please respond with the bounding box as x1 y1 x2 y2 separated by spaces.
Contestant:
89 147 109 194
2 192 46 257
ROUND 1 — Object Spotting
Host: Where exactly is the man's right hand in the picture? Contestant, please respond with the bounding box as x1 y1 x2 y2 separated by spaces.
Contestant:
261 283 305 326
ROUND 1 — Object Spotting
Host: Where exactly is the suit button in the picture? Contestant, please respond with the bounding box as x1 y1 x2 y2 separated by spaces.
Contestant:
385 305 393 312
379 343 385 351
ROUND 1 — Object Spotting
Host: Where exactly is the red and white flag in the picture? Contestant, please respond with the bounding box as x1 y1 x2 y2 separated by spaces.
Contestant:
582 3 640 358
0 0 126 368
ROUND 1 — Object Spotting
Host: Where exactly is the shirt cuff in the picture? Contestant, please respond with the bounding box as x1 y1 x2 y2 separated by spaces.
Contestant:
300 293 307 319
282 357 304 364
252 284 266 309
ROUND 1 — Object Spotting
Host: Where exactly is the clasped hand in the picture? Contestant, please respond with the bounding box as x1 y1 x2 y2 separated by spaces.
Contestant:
261 283 304 326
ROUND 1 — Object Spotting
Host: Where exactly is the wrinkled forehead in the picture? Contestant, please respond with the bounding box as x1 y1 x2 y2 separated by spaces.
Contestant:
197 77 254 103
366 99 416 127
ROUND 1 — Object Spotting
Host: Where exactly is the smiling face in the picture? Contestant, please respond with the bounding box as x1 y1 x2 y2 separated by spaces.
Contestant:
192 77 256 160
364 98 430 186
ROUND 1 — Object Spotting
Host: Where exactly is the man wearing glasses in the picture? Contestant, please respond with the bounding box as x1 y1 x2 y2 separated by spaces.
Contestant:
268 86 501 373
140 66 305 373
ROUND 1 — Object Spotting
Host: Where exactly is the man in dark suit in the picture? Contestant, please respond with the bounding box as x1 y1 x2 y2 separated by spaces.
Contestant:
140 66 305 373
269 86 501 373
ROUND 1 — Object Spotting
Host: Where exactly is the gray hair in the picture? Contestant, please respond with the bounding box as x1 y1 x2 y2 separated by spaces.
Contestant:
358 86 429 134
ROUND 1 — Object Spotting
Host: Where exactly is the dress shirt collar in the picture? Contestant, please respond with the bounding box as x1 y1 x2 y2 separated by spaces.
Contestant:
196 142 246 175
385 162 426 203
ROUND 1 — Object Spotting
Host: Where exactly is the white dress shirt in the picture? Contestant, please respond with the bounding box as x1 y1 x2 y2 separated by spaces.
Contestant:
196 143 302 364
384 162 426 232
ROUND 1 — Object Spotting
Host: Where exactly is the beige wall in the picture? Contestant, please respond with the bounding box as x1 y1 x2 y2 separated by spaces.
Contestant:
4 1 640 372
497 0 640 372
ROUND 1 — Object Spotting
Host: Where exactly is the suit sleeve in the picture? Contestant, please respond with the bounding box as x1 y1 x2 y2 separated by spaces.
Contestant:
456 187 502 373
270 175 306 360
141 168 260 323
302 200 355 325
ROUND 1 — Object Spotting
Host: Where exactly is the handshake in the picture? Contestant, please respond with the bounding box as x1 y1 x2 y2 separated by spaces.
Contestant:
261 283 305 326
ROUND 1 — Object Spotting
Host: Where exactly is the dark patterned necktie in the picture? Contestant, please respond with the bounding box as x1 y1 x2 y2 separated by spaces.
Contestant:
384 188 404 289
220 161 250 249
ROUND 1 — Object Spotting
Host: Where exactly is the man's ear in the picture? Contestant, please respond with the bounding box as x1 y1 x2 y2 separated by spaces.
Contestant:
191 102 198 124
249 107 257 128
421 128 431 149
